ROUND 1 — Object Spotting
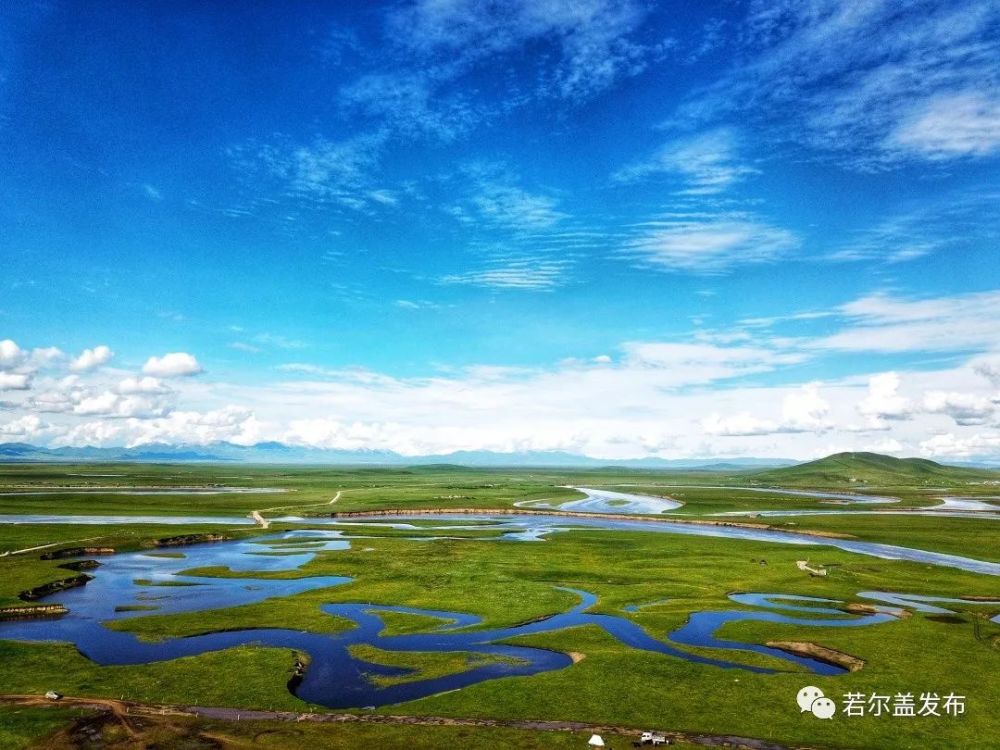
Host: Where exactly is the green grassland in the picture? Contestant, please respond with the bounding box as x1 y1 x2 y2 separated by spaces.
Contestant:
0 457 997 748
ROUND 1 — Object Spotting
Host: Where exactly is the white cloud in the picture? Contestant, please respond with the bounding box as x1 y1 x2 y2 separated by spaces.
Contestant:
69 345 114 372
920 431 1000 459
858 372 914 427
702 382 831 436
73 391 170 419
53 407 262 449
674 0 1000 168
29 347 65 367
228 342 262 354
624 213 799 273
0 372 31 391
341 73 479 142
973 355 1000 387
449 164 568 231
388 0 657 101
0 415 53 442
230 133 387 211
891 91 1000 159
440 258 570 290
6 329 1000 462
142 352 203 378
702 412 781 437
826 192 999 264
923 391 997 426
781 382 831 430
0 339 25 370
118 376 170 395
815 290 1000 353
614 128 759 194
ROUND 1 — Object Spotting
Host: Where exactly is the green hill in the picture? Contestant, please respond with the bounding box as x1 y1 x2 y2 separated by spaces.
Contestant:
752 452 997 486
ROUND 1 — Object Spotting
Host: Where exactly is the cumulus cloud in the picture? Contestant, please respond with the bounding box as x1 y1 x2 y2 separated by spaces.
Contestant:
29 347 65 367
72 391 171 419
920 431 1000 459
972 355 1000 387
53 407 261 449
858 372 914 427
0 372 31 391
70 345 114 372
923 391 997 426
118 376 171 395
702 382 830 436
142 352 203 378
0 340 25 370
0 415 54 441
5 328 1000 462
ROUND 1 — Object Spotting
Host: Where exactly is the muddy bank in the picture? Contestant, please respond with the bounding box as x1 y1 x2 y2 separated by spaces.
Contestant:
326 508 856 540
844 603 910 618
765 641 865 672
58 559 102 572
40 546 115 560
0 603 68 620
154 533 230 548
287 651 309 694
19 574 93 601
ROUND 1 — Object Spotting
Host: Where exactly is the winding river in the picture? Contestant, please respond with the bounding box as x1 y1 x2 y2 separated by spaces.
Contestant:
3 529 997 709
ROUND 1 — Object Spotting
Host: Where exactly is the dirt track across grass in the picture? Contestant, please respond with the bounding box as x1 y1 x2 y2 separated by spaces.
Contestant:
0 693 805 750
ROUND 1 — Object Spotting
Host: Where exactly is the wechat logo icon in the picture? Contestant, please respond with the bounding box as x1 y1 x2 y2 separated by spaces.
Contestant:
797 686 836 719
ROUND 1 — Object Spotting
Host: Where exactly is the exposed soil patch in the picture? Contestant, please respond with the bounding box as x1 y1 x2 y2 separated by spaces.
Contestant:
58 560 102 572
153 534 229 548
41 547 115 560
0 603 68 620
19 575 93 601
765 640 865 672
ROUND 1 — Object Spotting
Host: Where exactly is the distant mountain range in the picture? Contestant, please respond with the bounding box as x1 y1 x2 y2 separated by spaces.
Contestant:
1 443 997 474
0 441 795 469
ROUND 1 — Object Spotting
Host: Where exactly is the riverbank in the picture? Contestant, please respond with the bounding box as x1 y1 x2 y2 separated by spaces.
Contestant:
325 507 858 540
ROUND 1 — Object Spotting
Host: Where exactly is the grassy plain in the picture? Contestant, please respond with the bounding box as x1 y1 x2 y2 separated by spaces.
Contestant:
0 459 997 748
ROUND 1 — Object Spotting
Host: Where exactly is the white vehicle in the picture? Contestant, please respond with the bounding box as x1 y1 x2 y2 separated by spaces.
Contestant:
639 732 668 746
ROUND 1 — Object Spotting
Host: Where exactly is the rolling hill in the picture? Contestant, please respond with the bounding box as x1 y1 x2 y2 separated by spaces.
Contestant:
753 451 998 486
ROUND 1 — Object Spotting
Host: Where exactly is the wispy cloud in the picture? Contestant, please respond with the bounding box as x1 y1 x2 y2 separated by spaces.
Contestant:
229 133 389 211
813 290 1000 353
614 127 759 194
672 0 1000 168
440 258 570 290
340 73 482 142
624 212 800 273
387 0 662 102
890 91 1000 160
827 190 1000 264
451 165 567 231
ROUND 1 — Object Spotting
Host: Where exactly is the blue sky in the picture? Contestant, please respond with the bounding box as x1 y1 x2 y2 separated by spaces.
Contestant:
2 0 999 459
